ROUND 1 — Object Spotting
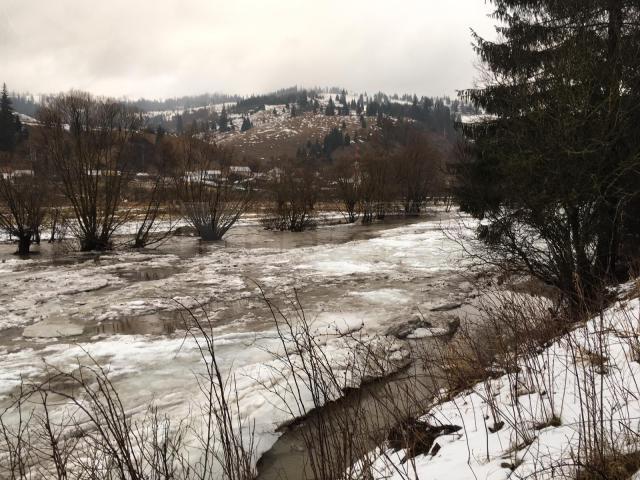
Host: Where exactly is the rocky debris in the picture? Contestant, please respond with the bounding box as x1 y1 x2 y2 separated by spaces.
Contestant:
430 302 463 312
388 316 461 340
386 317 432 339
387 418 462 463
446 317 460 336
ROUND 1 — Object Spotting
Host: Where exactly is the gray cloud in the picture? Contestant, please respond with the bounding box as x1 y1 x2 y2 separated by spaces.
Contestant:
0 0 496 99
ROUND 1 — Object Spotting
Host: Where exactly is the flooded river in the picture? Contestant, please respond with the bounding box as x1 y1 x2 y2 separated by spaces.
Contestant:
0 210 475 478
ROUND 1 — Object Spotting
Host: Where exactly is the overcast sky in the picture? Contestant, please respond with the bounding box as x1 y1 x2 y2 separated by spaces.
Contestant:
0 0 496 100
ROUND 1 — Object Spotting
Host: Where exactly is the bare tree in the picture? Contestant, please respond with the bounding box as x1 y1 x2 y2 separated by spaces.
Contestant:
261 159 319 232
174 134 251 241
359 151 392 224
332 157 361 224
395 132 441 215
0 164 45 255
130 176 177 249
37 92 141 251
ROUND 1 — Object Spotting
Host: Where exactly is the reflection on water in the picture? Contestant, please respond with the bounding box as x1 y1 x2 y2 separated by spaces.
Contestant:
0 216 429 264
88 313 185 336
116 266 180 282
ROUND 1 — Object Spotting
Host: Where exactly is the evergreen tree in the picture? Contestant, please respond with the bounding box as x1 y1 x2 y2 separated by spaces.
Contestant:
175 114 184 135
0 84 17 151
240 116 253 132
356 95 365 115
457 0 640 307
155 125 165 145
325 98 336 116
366 100 379 117
298 91 309 110
323 127 345 156
218 104 230 132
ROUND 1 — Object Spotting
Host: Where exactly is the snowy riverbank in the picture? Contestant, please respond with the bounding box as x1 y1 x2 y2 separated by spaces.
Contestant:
355 281 640 479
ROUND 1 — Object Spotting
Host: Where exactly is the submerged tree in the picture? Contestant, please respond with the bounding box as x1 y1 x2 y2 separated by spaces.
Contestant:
175 134 251 240
333 157 361 223
0 164 45 255
456 0 640 308
131 176 174 249
262 159 319 232
38 92 141 251
395 132 441 215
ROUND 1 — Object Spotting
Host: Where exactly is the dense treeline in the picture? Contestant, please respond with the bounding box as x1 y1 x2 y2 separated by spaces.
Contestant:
127 93 241 112
232 86 316 114
455 0 640 311
264 117 446 229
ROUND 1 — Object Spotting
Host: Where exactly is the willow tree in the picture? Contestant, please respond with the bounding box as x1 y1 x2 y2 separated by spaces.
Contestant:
38 93 141 251
457 1 640 308
0 168 45 255
174 134 251 241
332 156 361 224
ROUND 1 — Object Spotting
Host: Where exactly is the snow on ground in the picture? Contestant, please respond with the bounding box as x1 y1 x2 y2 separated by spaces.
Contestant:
357 283 640 479
0 212 471 472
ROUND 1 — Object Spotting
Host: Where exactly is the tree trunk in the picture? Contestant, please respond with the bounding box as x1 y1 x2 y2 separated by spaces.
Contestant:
17 234 31 256
49 210 59 243
80 235 111 252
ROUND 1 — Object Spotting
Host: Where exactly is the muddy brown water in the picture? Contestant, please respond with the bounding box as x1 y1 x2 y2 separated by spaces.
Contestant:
254 301 480 480
0 212 477 478
255 347 444 480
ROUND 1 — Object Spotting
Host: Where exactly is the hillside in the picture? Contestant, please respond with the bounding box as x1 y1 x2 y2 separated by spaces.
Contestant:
216 109 374 162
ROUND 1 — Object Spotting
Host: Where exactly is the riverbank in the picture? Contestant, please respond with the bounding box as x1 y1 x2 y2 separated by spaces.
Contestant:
349 280 640 480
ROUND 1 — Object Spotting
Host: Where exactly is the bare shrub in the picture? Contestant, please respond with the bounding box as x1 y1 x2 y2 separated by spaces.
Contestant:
394 131 442 216
174 135 251 241
332 157 361 224
261 160 318 232
178 302 256 480
359 151 391 225
131 176 176 249
0 311 257 480
252 287 436 480
0 167 45 255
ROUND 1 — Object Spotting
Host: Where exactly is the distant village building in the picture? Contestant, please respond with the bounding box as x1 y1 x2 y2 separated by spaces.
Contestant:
86 169 122 177
267 167 282 180
229 166 252 177
183 170 224 185
1 169 34 179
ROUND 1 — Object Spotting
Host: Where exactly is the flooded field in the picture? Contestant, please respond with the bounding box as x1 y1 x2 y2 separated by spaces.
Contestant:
0 210 475 476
